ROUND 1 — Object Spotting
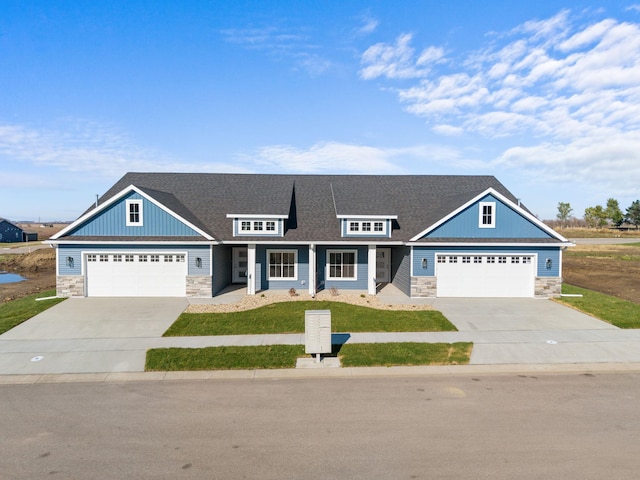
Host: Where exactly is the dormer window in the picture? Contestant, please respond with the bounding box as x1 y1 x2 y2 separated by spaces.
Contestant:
126 199 143 226
479 202 496 228
345 219 389 236
229 215 285 236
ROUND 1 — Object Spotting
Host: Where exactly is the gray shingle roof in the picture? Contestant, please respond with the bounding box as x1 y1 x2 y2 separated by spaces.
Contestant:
80 173 529 243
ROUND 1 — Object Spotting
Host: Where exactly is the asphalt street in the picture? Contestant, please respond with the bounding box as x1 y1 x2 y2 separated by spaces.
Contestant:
2 373 640 479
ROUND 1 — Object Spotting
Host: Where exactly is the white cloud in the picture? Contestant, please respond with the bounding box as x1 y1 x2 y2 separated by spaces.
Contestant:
359 33 445 80
356 12 379 35
243 141 461 173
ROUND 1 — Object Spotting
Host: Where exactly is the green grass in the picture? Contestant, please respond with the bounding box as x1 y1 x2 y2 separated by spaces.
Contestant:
163 301 456 336
555 285 640 329
145 342 472 371
0 289 64 335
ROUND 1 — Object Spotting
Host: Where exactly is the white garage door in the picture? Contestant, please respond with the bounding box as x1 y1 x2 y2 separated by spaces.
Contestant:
86 253 187 297
436 254 535 298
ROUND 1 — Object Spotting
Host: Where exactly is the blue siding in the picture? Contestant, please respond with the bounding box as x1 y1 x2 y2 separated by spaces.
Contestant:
424 194 551 240
257 245 310 291
68 192 201 237
57 244 211 276
412 246 562 277
317 245 369 291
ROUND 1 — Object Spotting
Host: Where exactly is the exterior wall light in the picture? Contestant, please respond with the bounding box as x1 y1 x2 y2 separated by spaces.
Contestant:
422 258 428 269
195 257 202 268
546 258 552 270
66 256 74 268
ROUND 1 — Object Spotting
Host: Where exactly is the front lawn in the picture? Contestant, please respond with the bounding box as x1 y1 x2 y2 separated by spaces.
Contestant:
145 342 472 371
555 284 640 329
164 301 456 336
0 289 64 335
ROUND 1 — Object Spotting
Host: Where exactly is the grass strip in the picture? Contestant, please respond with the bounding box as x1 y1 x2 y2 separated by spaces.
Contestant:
164 301 455 336
555 284 640 329
0 289 64 335
145 342 472 371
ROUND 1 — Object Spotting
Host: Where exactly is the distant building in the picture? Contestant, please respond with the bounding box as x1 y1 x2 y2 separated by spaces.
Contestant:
0 219 38 243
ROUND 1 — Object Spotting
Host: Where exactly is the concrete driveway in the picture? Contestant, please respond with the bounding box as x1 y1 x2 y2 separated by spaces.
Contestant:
1 297 188 340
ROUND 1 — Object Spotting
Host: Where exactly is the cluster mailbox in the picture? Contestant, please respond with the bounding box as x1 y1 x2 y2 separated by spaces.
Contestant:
305 310 332 362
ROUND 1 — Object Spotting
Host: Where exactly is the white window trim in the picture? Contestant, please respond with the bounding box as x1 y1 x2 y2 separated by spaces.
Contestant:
479 202 496 229
235 219 280 235
126 199 144 227
326 249 358 281
267 249 298 281
345 219 387 235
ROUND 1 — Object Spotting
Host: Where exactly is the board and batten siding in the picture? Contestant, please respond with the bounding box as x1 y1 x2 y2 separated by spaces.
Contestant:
411 246 562 278
424 194 551 240
57 244 211 276
68 192 202 237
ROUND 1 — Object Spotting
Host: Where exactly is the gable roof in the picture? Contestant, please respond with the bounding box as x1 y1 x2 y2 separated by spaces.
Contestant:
54 172 565 244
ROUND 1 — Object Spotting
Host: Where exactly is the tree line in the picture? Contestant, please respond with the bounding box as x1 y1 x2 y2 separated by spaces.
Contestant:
556 199 640 229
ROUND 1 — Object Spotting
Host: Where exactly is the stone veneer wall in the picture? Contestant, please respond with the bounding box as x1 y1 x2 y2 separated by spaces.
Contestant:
410 276 437 298
57 276 85 297
186 276 213 297
535 277 562 298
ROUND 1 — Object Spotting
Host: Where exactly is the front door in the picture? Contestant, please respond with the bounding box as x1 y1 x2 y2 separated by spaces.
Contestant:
376 248 391 283
232 247 248 283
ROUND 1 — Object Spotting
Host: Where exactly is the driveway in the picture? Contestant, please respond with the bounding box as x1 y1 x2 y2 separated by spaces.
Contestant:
1 297 188 340
0 297 187 375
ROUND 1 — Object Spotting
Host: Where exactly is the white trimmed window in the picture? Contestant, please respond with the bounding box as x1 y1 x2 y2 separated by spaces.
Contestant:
268 250 297 280
126 199 143 226
327 250 357 280
236 219 280 235
479 202 496 228
346 220 387 235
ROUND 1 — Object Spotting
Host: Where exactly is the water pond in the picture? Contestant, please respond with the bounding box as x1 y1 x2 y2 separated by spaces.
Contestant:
0 272 26 284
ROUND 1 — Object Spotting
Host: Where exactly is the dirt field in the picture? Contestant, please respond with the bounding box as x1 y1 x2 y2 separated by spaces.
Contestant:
563 244 640 304
0 248 57 303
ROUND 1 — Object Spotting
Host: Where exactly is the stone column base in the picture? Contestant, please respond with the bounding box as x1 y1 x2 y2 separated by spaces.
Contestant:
186 276 213 297
535 277 562 298
57 276 85 297
411 276 437 297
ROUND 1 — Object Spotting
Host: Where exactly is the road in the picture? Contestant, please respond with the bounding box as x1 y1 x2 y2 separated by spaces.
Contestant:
1 373 639 479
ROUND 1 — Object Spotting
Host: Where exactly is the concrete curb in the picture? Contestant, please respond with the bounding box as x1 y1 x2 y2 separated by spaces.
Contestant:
2 362 640 385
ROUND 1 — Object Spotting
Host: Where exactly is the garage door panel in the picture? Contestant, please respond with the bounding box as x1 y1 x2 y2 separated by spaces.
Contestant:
436 255 534 298
86 253 186 297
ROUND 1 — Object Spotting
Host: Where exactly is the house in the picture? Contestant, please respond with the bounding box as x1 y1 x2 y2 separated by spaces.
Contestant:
48 173 572 299
0 218 38 243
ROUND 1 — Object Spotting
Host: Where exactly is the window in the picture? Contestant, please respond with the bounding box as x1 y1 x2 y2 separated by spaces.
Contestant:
113 255 122 262
522 256 532 264
347 220 387 235
87 254 97 262
437 255 446 263
254 221 263 231
266 221 276 231
328 250 357 280
99 255 108 262
126 199 143 226
241 221 251 231
164 255 173 262
479 202 496 228
374 222 384 232
462 256 471 263
236 219 280 235
139 255 148 262
487 256 495 264
362 222 371 232
349 222 359 232
150 255 159 262
498 256 507 264
125 255 134 262
448 256 458 263
474 256 482 263
511 256 520 264
176 255 186 263
268 250 297 280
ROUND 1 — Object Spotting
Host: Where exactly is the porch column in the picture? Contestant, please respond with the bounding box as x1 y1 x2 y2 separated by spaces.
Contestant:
247 244 256 295
368 245 377 295
309 244 316 297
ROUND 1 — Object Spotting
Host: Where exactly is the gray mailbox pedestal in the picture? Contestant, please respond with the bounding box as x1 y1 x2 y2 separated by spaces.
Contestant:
305 310 332 363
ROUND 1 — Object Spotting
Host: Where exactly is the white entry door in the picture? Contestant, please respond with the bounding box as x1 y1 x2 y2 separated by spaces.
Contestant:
436 254 535 297
376 248 391 283
232 247 248 283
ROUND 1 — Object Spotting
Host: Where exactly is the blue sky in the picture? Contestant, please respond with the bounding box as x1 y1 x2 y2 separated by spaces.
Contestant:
2 1 640 222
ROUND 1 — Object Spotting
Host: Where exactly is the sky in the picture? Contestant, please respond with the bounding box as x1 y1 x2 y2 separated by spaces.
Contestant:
1 0 640 222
